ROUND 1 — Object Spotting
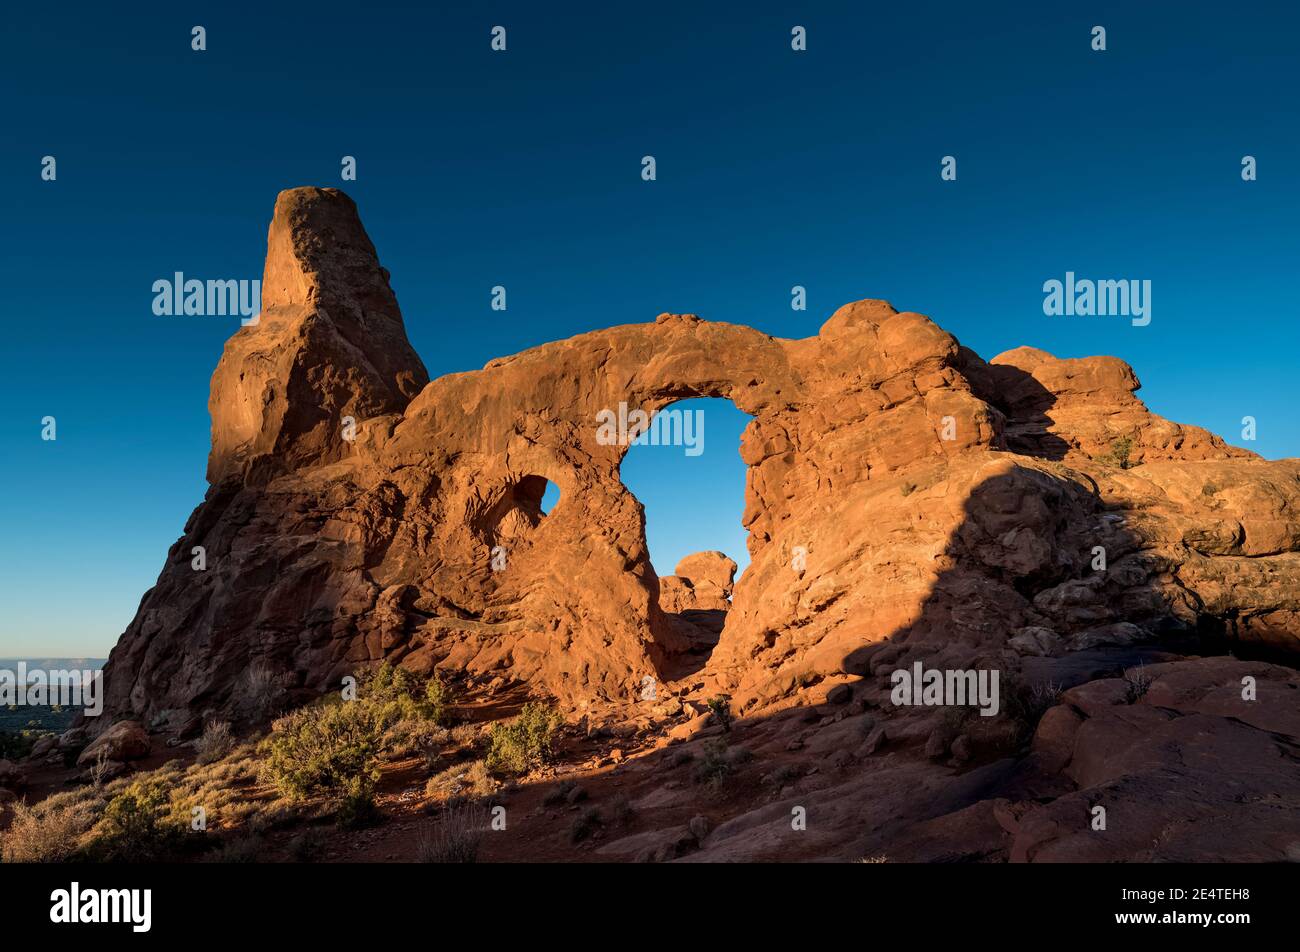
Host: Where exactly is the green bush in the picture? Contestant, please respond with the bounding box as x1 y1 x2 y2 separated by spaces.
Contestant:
364 662 449 725
706 696 733 732
335 777 380 830
0 729 36 760
263 701 390 803
89 780 188 862
486 702 560 776
262 663 451 805
692 738 733 789
1099 435 1135 469
423 677 449 724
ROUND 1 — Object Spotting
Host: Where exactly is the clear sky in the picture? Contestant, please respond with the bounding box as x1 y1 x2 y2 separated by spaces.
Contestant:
2 2 1297 656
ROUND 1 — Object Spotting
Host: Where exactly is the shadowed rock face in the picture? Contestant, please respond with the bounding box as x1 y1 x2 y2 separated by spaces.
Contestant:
97 187 1300 732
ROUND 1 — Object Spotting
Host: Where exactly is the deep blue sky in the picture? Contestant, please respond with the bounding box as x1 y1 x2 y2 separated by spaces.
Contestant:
3 2 1296 656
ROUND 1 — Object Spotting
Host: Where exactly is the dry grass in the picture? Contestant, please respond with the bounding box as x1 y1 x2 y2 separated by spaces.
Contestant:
0 735 302 865
416 801 487 863
0 796 102 862
195 720 235 764
425 759 495 803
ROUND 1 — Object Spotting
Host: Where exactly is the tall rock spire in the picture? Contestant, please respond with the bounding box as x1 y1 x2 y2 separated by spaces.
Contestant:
207 187 428 485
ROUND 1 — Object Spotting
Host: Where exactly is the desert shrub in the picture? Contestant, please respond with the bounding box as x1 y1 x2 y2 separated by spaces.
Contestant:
87 747 115 788
386 718 447 768
569 806 602 844
205 834 263 863
542 780 578 808
239 662 286 721
262 701 391 804
1099 435 1135 470
88 779 188 862
1003 674 1063 745
0 797 100 863
666 748 694 768
287 827 327 862
334 777 380 830
692 739 733 789
764 763 801 788
608 795 635 827
196 720 235 765
425 759 495 803
935 706 972 747
486 702 560 776
248 799 299 833
417 802 486 863
706 696 733 732
1124 666 1153 703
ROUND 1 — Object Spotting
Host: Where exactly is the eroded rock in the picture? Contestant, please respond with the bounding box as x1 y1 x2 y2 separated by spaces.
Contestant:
93 187 1300 735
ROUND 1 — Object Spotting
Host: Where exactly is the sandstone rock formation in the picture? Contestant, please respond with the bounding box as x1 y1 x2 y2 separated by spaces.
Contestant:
638 651 1299 863
658 551 737 614
94 187 1300 736
208 187 429 485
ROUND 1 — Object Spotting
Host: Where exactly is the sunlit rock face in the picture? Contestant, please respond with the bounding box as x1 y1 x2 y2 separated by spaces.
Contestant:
97 187 1300 733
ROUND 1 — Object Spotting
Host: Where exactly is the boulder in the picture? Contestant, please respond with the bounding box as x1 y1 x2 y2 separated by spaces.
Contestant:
76 720 150 766
658 551 738 614
0 759 28 790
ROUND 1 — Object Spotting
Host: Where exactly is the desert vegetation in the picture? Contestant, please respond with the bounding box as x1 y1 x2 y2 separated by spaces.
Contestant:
485 702 560 776
0 663 488 863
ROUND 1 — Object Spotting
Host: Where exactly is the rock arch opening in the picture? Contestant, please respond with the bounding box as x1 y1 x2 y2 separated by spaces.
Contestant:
488 474 558 549
620 397 753 674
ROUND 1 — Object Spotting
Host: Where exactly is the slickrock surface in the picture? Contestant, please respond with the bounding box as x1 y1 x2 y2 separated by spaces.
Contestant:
99 187 1300 750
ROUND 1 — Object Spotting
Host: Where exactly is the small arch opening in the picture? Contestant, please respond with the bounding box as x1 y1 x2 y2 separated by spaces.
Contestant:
490 474 559 546
540 480 560 515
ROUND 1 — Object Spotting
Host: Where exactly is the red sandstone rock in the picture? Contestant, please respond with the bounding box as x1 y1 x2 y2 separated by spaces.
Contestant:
93 187 1300 736
658 551 737 613
1009 658 1300 862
